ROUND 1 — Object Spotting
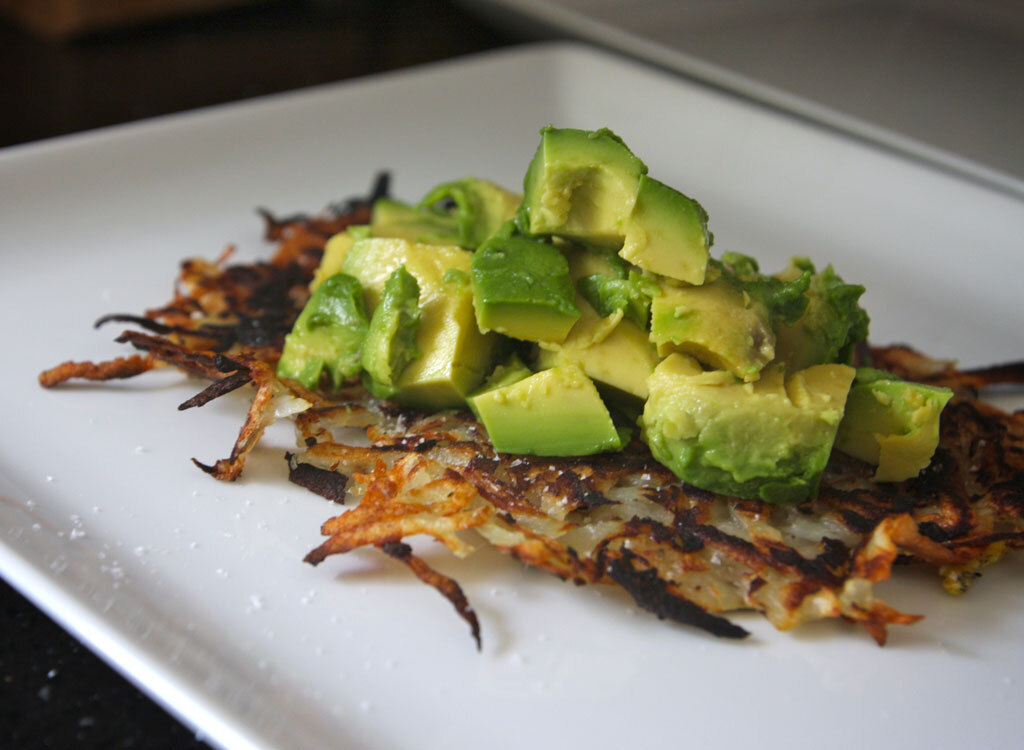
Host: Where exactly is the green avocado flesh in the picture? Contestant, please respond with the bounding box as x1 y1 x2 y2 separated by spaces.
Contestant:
620 175 710 285
417 177 521 249
517 127 710 285
370 198 460 245
773 258 869 371
577 270 657 330
835 368 952 482
469 364 622 456
642 355 856 504
342 237 495 408
361 266 422 399
466 353 533 421
518 127 646 246
471 231 580 343
281 126 924 504
649 277 775 382
370 178 520 249
310 228 369 291
535 298 659 400
277 273 370 389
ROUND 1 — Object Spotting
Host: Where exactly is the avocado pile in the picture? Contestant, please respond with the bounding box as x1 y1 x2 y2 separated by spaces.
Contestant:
278 127 952 504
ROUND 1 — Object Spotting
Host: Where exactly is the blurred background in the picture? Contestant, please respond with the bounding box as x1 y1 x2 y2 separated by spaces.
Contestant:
2 0 1021 745
4 0 1023 188
0 0 512 149
465 0 1024 189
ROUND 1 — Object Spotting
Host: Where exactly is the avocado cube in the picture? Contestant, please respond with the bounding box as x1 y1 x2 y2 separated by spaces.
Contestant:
417 177 521 249
343 237 466 308
471 233 580 343
577 269 658 330
370 198 460 246
772 258 870 372
398 281 495 408
309 227 368 292
619 176 710 285
276 272 370 389
649 278 775 382
469 364 622 456
342 237 495 408
536 298 660 400
466 353 533 421
835 368 953 482
642 355 855 504
518 127 647 247
361 266 422 399
563 244 630 282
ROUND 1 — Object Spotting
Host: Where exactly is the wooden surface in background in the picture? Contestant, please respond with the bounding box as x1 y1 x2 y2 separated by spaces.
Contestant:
0 0 256 37
1 0 515 150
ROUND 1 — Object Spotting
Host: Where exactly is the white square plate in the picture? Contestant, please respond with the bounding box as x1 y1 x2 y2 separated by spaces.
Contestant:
1 42 1022 750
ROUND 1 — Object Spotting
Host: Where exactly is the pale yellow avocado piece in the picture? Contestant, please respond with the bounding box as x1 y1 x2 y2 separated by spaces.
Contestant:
562 246 623 282
478 305 578 344
642 355 855 504
619 176 710 285
835 371 953 482
310 230 358 291
469 364 622 456
342 237 471 308
461 178 522 244
416 177 522 248
369 198 460 245
649 278 774 382
537 297 660 399
341 237 494 408
873 431 936 482
520 128 646 248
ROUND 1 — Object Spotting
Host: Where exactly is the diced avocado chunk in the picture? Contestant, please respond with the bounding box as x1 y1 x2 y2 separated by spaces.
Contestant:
370 198 460 245
371 197 424 228
517 126 647 247
473 353 533 395
577 268 659 329
563 244 631 282
717 252 811 327
370 178 520 249
536 298 660 400
835 368 952 482
516 127 711 284
773 258 870 371
399 279 493 408
649 277 776 381
642 355 855 504
342 237 495 408
361 266 422 399
471 228 580 343
619 175 710 285
310 226 370 291
565 243 654 329
648 254 812 381
277 273 369 389
418 177 521 249
343 237 465 308
469 364 622 456
467 353 533 421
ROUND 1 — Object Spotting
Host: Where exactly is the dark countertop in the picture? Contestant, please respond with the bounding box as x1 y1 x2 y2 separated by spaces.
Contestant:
1 2 511 746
